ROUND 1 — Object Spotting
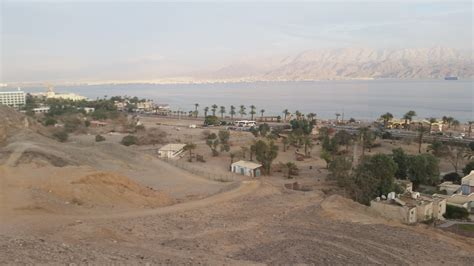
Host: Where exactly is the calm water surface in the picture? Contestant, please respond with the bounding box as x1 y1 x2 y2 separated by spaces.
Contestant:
21 80 473 121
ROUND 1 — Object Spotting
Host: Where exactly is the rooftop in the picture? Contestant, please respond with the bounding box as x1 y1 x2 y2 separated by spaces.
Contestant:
159 143 186 151
232 160 262 169
462 171 474 186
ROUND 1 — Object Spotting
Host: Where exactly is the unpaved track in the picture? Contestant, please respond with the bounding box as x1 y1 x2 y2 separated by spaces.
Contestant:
2 179 473 265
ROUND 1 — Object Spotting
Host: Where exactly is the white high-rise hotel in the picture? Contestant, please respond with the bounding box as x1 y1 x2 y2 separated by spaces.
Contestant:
0 89 26 108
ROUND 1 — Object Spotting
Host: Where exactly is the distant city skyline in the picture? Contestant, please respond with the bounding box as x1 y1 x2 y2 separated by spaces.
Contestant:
1 1 472 83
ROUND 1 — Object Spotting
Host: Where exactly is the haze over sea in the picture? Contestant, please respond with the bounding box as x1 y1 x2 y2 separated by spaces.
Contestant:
21 80 473 122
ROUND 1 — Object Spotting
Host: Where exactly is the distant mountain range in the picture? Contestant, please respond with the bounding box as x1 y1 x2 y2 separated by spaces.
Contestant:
199 47 473 81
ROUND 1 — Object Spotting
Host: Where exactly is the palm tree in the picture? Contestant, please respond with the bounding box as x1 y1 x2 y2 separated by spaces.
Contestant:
249 105 256 120
211 104 218 116
303 135 313 156
428 117 437 133
204 106 209 117
357 127 370 157
442 116 454 129
416 123 428 153
380 112 394 128
260 109 265 119
230 105 236 120
239 105 246 118
194 103 199 118
335 113 341 123
295 110 302 120
451 119 460 130
307 113 316 122
403 110 417 130
219 106 226 119
229 152 236 170
468 121 473 137
282 109 290 121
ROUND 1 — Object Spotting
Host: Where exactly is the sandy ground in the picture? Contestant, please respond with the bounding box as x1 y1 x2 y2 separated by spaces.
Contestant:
1 110 473 264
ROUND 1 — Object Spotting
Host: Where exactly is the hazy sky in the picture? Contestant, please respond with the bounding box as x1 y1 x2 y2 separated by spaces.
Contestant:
1 1 472 83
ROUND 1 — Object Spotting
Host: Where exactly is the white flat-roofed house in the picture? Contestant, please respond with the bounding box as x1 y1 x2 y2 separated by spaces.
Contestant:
158 143 186 159
0 89 26 108
461 171 474 195
32 107 50 114
231 160 262 177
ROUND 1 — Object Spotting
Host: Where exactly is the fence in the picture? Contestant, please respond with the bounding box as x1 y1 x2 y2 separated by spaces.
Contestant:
160 158 241 182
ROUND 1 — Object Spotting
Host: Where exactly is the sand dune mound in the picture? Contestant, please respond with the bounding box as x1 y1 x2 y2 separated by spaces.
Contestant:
69 172 174 208
320 194 387 224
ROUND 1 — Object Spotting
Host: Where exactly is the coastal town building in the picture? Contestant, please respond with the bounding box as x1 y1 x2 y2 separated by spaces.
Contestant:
231 160 262 177
370 190 446 224
158 144 186 159
461 171 474 195
32 107 50 114
32 86 87 101
90 121 108 128
0 89 26 108
438 181 461 196
434 193 474 214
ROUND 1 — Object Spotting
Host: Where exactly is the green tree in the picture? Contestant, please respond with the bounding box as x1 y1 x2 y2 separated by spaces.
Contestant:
416 122 428 153
239 105 246 118
218 130 230 152
380 112 394 128
249 105 256 120
254 140 278 174
334 130 353 151
282 109 290 121
206 133 219 156
121 135 138 146
211 104 218 116
392 148 409 179
302 135 313 156
280 162 299 179
428 117 437 133
194 103 199 118
328 156 352 186
204 106 209 117
352 154 398 205
204 115 220 126
407 153 440 188
403 110 417 130
306 113 317 122
219 106 226 119
320 149 332 168
258 123 271 137
230 105 236 120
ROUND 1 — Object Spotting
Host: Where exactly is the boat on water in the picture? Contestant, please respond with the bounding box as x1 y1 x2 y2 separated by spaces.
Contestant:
444 76 458 80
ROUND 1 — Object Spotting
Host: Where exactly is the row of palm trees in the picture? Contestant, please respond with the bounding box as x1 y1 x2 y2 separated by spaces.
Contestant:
379 110 469 132
186 104 320 122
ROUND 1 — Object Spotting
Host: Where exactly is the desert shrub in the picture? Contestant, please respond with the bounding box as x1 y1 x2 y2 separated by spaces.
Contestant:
43 117 57 126
204 115 220 126
137 128 166 145
444 205 469 220
53 130 69 142
381 131 393 139
95 134 106 142
121 135 138 146
442 172 462 184
84 120 91 127
135 124 145 131
201 129 211 139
